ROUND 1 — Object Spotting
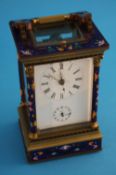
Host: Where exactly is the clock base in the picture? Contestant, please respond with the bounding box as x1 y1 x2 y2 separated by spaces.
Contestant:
19 106 102 163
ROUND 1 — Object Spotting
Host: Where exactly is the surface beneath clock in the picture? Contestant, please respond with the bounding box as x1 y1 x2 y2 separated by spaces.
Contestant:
19 108 102 162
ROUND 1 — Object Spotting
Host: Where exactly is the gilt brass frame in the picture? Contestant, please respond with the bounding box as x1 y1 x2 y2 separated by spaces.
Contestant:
18 54 102 140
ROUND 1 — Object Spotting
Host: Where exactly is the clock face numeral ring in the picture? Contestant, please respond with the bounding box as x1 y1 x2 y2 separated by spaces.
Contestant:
53 106 72 122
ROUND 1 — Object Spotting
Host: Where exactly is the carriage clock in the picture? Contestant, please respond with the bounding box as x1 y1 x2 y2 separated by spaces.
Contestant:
9 12 109 162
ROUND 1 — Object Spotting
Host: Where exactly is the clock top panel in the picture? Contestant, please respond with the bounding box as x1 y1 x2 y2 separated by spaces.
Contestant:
10 11 109 62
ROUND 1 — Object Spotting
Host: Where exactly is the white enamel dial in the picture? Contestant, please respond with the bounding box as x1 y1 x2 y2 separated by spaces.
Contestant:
40 61 82 100
34 57 93 130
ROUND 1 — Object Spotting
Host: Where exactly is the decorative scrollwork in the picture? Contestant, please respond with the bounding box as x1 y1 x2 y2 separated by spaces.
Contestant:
25 66 34 77
29 132 38 140
94 57 101 67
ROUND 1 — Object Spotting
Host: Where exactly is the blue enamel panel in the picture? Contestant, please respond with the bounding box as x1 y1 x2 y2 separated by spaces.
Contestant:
29 138 101 162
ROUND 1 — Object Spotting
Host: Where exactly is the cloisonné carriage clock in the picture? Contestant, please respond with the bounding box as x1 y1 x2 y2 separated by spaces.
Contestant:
10 12 109 162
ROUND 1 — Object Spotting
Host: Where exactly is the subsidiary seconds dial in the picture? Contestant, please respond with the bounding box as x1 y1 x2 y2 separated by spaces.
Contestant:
53 106 72 122
40 61 83 100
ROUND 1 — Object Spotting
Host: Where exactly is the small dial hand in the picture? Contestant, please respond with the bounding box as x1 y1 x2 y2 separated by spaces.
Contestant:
60 112 71 117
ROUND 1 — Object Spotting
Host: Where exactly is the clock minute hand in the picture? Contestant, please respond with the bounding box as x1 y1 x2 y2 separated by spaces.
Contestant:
58 71 65 86
59 71 63 79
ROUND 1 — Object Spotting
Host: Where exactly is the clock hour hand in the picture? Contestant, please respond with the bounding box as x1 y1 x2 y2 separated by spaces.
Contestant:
50 75 59 81
61 112 71 117
50 72 65 86
44 74 59 82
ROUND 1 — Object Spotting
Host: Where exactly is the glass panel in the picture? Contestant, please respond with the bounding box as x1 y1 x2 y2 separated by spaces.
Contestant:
36 35 50 42
60 32 73 39
34 23 81 45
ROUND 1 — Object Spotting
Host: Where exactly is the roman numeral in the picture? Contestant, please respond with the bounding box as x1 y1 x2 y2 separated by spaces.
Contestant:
68 63 73 70
43 75 50 79
41 82 48 85
44 88 50 93
69 91 73 95
73 85 80 89
51 92 56 99
59 62 63 69
60 93 63 99
75 77 82 81
50 67 56 73
73 69 80 75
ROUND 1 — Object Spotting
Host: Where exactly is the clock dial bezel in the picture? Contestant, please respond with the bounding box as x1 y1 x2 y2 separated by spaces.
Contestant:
24 56 101 140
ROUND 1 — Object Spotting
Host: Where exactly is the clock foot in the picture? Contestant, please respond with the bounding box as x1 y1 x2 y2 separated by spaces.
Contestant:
91 122 99 129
